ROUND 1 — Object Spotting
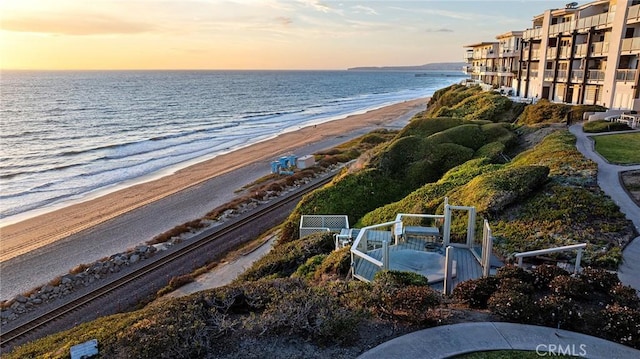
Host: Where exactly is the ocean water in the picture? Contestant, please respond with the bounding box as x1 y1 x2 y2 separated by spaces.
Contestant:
0 70 466 223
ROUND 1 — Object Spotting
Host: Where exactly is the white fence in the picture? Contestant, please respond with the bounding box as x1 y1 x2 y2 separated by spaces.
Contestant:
515 243 587 274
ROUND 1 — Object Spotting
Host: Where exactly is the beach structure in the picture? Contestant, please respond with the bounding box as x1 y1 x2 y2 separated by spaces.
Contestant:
464 0 640 119
270 154 298 175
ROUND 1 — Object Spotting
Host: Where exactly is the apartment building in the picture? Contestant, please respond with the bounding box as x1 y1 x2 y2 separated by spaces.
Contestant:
464 31 523 92
465 0 640 111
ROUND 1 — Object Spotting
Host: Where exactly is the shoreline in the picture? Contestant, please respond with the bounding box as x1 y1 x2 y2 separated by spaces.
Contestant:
0 98 428 264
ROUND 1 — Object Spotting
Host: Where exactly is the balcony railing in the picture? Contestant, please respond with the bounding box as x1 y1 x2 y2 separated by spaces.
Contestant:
530 49 540 60
544 69 555 80
549 21 574 36
523 27 542 40
590 42 609 56
575 43 587 57
616 69 637 82
621 37 640 52
628 4 640 22
575 12 614 32
571 70 584 82
558 46 571 58
557 69 568 81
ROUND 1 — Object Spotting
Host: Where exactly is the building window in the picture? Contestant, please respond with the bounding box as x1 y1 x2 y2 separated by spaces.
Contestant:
626 27 635 39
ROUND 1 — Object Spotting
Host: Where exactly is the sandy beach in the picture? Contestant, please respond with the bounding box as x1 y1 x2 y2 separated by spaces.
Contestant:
0 98 426 267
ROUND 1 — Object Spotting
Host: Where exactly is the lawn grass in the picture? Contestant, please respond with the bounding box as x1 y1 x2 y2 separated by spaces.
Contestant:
593 133 640 165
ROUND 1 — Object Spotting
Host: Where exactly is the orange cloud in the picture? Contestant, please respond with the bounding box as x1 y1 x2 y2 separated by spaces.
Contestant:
1 13 155 35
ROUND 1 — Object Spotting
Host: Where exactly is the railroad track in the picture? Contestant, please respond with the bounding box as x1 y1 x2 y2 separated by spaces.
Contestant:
0 173 334 350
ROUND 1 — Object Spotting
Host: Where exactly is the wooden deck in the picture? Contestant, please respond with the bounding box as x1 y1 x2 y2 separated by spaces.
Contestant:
353 235 486 292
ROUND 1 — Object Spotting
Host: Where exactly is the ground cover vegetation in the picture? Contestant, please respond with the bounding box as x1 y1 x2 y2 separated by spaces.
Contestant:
583 119 632 133
7 85 639 358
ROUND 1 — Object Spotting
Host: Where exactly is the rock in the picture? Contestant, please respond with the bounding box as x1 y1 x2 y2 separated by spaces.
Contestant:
61 276 73 285
32 298 42 305
129 254 140 264
15 295 27 303
1 309 14 319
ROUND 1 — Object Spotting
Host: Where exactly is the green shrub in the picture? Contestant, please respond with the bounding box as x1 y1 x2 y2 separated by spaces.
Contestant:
373 270 430 288
254 285 360 345
597 304 640 349
426 124 487 150
293 254 327 279
571 104 606 123
398 116 464 138
517 99 572 125
579 267 620 293
536 294 583 329
474 141 506 162
583 119 631 133
237 233 334 282
532 264 569 289
549 275 591 300
377 135 426 176
452 276 499 309
497 277 535 294
488 289 536 322
446 165 549 214
496 265 535 283
313 246 352 281
481 122 516 146
372 271 440 323
610 283 640 308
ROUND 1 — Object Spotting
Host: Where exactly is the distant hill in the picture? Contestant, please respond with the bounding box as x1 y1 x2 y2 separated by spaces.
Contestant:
347 62 465 72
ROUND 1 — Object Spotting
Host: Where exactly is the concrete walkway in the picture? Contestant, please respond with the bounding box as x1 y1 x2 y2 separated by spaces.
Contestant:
569 125 640 291
357 322 640 359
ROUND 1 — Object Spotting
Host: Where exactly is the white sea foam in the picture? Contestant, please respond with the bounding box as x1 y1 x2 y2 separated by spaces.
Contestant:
0 70 466 224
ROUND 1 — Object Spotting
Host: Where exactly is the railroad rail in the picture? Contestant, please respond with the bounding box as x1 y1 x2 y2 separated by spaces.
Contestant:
0 173 334 351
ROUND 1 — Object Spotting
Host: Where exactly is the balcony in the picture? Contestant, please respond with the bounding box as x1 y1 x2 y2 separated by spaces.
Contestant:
574 44 587 57
616 69 637 83
558 47 571 59
628 4 640 23
530 49 540 60
587 70 606 82
523 27 542 40
465 52 474 60
544 70 555 81
463 66 474 74
571 70 584 82
575 12 614 32
557 69 568 81
621 37 640 53
590 42 609 57
549 21 574 36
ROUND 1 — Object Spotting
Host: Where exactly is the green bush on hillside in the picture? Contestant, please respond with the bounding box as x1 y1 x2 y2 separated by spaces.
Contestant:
517 99 572 125
426 124 487 150
434 91 515 122
446 165 550 214
474 141 506 162
359 158 502 226
480 122 516 146
509 130 596 185
424 85 483 117
237 233 334 282
397 116 464 138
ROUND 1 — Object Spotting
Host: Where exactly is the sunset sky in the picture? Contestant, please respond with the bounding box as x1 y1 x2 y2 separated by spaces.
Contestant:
1 1 565 70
